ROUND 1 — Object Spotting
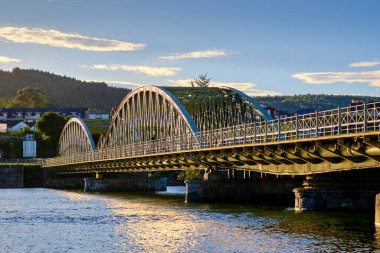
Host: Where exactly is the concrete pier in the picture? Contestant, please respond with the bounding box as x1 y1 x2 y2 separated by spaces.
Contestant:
185 171 301 203
84 176 167 192
375 194 380 226
44 177 84 189
293 188 377 211
293 171 380 211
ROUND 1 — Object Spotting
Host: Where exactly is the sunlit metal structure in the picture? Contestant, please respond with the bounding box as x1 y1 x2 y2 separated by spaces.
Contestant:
46 86 380 176
97 86 272 149
58 118 96 156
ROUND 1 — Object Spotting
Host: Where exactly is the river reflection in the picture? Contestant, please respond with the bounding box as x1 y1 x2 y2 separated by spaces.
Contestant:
0 188 378 252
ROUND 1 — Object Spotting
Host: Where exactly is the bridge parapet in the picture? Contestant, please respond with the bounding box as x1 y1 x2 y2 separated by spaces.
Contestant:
45 101 380 171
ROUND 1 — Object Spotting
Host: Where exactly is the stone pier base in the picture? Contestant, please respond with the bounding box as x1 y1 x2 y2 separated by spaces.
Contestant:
293 171 380 212
185 172 300 203
293 188 377 211
84 177 167 192
0 165 23 188
44 177 84 189
375 194 380 226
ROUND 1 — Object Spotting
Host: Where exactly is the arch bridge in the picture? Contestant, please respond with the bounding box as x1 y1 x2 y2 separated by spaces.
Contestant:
45 86 380 176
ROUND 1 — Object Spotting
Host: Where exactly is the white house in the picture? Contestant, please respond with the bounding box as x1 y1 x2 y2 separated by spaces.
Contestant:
0 123 6 133
87 112 110 120
9 121 29 132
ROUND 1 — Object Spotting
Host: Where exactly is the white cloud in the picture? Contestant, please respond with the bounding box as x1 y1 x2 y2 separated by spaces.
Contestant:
168 79 281 96
0 55 21 63
85 79 153 89
292 69 380 87
160 49 232 60
86 64 180 76
349 60 380 68
0 26 145 51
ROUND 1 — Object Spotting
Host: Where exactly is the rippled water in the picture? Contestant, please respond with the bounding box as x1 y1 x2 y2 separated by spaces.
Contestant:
0 187 378 252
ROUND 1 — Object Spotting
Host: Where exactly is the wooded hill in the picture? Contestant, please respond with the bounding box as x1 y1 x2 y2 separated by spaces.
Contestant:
254 94 380 114
0 68 130 111
0 68 379 113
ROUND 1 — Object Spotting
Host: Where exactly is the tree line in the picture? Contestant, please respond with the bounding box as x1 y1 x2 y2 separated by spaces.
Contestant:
0 68 378 113
253 94 380 114
0 68 130 111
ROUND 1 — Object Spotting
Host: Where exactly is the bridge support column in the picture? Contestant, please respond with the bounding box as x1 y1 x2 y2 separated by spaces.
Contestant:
375 194 380 226
244 170 251 180
293 171 380 212
185 170 301 203
84 174 167 193
228 169 236 179
44 172 86 189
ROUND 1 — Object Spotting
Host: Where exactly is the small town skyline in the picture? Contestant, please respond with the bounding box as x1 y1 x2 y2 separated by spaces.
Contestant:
0 0 379 97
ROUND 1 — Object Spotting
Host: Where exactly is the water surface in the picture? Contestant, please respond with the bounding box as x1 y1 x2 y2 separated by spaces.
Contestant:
0 187 378 252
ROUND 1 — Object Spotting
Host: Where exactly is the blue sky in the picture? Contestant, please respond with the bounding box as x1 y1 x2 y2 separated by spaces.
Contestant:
0 0 379 96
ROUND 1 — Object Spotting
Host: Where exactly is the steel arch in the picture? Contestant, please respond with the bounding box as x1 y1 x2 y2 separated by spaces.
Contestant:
162 86 273 131
58 118 96 156
98 86 200 149
222 86 272 120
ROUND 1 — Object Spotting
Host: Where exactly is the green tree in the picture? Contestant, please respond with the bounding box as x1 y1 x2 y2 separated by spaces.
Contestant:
0 138 23 159
35 112 69 157
0 98 11 107
10 87 49 108
190 73 212 87
177 169 203 181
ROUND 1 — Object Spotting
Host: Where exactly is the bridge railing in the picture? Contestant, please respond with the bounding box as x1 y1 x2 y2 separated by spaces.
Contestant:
45 102 380 166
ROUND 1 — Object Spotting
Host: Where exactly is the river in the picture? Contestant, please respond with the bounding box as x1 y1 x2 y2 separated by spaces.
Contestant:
0 187 378 252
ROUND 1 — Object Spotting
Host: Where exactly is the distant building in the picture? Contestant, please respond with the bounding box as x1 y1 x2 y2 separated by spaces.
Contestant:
350 98 364 107
0 108 87 122
3 121 36 132
9 121 29 132
0 108 87 132
0 123 6 133
87 112 110 120
260 103 291 119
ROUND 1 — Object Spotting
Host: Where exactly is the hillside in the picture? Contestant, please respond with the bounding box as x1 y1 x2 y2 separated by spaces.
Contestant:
0 68 130 111
254 94 380 114
0 68 379 113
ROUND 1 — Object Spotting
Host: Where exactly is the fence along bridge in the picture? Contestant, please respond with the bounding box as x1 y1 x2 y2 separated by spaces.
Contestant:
45 86 380 175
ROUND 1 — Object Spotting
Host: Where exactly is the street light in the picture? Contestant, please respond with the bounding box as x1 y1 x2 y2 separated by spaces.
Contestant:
10 142 14 160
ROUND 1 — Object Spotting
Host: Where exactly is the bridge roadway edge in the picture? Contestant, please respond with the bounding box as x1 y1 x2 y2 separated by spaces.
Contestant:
46 133 380 176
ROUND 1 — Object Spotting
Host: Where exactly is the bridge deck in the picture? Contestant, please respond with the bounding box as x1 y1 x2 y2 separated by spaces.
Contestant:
45 102 380 175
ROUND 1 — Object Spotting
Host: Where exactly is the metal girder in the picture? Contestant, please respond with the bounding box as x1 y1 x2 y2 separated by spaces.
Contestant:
251 148 282 165
239 150 271 165
182 153 214 168
337 139 380 162
295 143 340 164
212 151 245 166
228 150 258 165
277 145 319 164
264 147 296 165
363 136 380 149
315 141 363 163
205 153 233 167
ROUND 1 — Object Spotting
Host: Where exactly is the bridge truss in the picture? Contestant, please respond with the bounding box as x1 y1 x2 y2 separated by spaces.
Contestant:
47 86 380 176
97 86 272 149
58 118 96 156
